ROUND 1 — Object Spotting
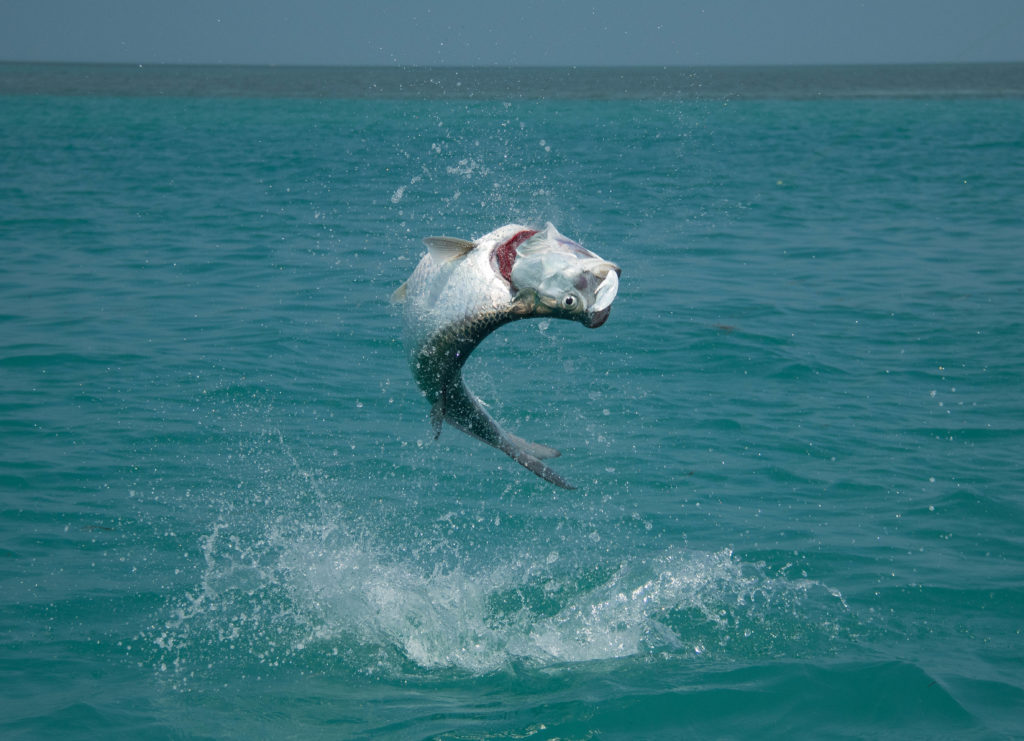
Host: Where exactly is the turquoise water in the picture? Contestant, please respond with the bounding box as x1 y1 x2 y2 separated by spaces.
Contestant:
2 64 1024 739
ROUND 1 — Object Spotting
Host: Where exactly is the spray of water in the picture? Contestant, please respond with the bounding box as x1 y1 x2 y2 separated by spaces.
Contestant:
145 501 849 686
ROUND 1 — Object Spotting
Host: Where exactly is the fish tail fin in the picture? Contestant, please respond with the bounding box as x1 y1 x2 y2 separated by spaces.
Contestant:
504 432 561 460
439 381 574 488
507 446 576 489
498 429 572 487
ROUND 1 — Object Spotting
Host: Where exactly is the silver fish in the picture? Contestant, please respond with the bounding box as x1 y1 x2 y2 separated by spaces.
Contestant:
392 222 621 489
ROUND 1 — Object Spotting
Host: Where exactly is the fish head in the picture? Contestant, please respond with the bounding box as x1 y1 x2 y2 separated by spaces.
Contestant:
509 223 620 328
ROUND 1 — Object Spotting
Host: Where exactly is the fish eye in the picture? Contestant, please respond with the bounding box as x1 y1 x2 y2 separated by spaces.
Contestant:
561 294 578 310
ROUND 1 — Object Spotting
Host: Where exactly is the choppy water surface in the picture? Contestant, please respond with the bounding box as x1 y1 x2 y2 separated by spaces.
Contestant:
2 63 1023 739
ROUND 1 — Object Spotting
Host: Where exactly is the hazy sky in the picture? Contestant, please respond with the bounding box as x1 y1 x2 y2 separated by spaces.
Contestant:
2 0 1022 67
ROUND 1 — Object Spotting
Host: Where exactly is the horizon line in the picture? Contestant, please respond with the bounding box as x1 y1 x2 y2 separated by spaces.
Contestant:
3 59 1024 70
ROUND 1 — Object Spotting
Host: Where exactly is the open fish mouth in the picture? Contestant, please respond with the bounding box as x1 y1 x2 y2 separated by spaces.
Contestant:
584 264 619 327
592 266 619 311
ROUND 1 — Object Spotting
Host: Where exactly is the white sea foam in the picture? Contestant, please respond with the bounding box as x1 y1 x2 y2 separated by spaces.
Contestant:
151 514 849 681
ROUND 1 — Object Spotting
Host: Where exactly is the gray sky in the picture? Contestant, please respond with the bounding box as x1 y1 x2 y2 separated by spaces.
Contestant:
1 0 1022 66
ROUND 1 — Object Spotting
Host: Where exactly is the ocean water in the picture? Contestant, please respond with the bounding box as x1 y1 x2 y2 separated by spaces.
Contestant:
2 63 1023 739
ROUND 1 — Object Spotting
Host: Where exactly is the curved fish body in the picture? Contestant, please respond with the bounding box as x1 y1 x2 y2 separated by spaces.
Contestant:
392 223 621 489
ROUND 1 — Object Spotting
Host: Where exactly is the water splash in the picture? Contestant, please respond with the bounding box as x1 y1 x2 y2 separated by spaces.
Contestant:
145 510 850 684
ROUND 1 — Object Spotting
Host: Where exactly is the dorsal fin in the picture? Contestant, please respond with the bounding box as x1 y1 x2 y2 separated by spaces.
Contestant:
423 236 476 263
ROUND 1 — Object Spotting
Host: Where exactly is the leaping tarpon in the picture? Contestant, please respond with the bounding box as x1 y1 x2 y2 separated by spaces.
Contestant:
392 223 621 488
